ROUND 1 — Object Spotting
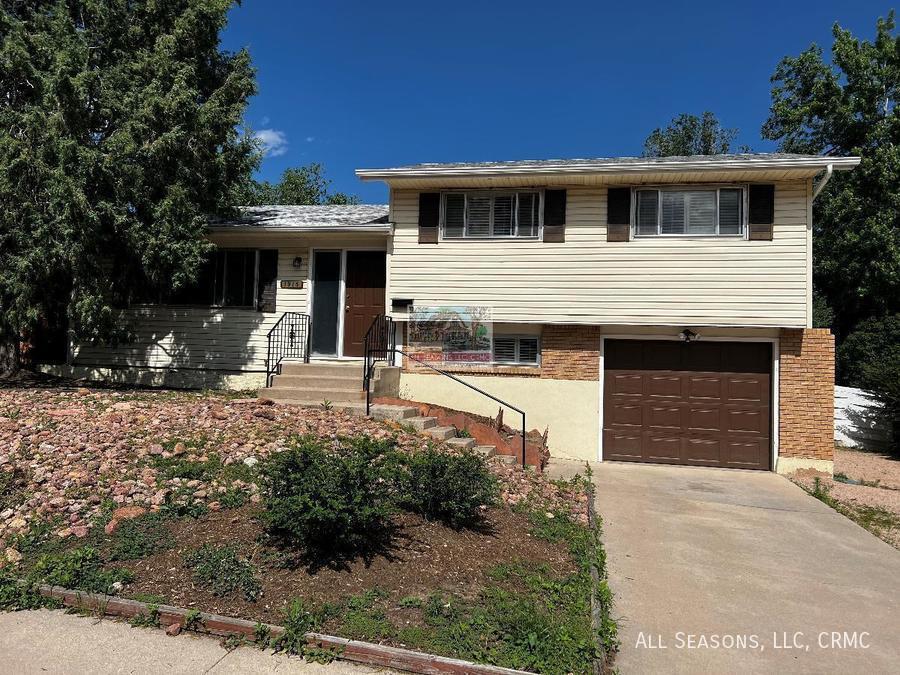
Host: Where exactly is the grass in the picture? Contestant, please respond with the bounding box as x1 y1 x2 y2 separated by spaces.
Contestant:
808 477 900 544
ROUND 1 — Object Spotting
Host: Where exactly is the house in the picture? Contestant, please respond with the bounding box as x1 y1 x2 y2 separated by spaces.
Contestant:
40 153 861 474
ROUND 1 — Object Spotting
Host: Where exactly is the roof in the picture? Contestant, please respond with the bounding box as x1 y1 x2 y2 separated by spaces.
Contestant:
356 152 860 183
210 204 391 232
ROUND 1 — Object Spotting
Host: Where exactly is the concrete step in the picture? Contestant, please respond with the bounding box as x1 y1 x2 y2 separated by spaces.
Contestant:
473 445 497 458
259 387 365 402
445 437 475 450
425 426 457 441
404 416 437 431
279 362 362 377
370 405 419 421
271 374 360 389
494 454 518 465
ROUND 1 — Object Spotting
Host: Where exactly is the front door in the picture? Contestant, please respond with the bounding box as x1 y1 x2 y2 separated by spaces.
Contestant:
343 251 386 357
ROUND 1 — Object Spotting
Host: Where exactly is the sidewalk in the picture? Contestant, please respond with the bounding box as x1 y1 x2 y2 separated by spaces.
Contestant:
0 609 387 674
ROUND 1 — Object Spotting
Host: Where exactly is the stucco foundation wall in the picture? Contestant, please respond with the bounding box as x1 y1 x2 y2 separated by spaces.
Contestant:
37 364 265 391
779 327 835 463
399 371 599 462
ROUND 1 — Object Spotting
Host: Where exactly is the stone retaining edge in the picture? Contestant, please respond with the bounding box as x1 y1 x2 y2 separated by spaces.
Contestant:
36 584 528 675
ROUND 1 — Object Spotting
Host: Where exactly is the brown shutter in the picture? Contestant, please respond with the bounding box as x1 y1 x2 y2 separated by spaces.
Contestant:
543 189 566 242
256 249 278 312
607 187 631 242
748 184 775 241
418 192 440 243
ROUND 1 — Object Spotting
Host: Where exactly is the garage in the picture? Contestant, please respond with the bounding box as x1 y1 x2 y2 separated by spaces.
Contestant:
602 339 772 470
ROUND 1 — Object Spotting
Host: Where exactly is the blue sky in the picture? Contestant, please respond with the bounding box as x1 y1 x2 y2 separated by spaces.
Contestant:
223 1 890 204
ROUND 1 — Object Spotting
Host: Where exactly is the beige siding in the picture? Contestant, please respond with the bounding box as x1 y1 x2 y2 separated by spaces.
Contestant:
388 181 811 327
73 247 309 372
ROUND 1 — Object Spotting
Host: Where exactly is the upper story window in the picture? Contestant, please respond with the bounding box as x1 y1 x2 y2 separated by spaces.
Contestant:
442 191 541 239
634 187 745 237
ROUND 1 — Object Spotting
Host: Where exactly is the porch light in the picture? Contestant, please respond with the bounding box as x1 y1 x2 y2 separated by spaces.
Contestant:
679 329 698 343
292 256 302 268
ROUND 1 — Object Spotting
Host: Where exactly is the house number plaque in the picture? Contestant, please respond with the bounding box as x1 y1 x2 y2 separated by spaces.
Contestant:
280 280 304 289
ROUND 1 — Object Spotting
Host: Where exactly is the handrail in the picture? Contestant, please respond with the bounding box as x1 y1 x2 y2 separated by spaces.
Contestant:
362 314 395 394
265 312 311 387
363 324 528 467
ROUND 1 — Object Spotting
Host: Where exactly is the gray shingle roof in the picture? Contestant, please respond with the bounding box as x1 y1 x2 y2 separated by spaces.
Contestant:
386 152 809 169
211 204 390 229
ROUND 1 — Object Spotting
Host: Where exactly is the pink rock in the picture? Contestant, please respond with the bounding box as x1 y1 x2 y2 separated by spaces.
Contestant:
165 623 182 636
72 526 89 538
208 501 221 511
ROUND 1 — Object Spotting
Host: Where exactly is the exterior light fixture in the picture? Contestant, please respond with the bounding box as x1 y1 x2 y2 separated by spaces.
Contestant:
292 256 302 268
679 328 698 343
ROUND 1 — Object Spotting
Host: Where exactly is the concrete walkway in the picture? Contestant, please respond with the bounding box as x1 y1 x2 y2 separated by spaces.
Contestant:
580 461 900 673
0 610 387 674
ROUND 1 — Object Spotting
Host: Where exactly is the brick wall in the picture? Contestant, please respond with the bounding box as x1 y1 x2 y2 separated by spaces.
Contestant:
540 325 601 381
779 328 835 461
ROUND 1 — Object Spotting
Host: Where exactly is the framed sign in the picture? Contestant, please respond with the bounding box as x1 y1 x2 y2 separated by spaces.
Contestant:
280 280 304 290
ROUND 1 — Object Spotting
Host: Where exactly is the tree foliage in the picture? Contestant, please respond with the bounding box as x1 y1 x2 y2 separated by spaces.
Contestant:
240 163 359 206
0 0 256 366
643 111 744 157
762 12 900 339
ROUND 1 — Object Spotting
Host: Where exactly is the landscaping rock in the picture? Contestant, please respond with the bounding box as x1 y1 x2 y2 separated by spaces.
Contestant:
165 623 182 637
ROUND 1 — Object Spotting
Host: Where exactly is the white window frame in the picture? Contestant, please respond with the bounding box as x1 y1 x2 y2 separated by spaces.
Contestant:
632 185 748 238
440 190 543 240
492 335 541 366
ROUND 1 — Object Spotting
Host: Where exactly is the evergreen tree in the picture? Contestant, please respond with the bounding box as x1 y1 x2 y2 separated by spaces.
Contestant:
0 0 257 370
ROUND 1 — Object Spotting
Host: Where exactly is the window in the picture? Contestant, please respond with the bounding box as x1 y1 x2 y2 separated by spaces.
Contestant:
168 249 278 311
493 336 540 365
634 187 744 237
442 192 541 239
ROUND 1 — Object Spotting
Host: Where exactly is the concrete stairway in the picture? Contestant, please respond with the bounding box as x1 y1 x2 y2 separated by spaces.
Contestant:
402 414 504 462
258 361 402 408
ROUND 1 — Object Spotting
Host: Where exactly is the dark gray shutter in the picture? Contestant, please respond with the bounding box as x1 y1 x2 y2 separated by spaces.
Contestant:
418 193 440 243
607 187 631 242
543 189 566 242
748 184 775 241
256 249 278 312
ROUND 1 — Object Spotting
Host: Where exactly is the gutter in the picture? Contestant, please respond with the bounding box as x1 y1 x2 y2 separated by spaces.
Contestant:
207 224 393 234
812 163 834 201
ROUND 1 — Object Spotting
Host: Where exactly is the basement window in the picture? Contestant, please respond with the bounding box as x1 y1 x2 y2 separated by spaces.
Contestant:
493 336 540 365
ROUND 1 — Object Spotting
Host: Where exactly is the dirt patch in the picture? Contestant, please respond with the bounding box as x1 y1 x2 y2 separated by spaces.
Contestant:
122 504 574 627
835 446 900 490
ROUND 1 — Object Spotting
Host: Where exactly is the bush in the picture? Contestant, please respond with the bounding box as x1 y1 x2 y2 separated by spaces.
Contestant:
183 544 261 601
396 448 498 528
838 314 900 452
260 436 396 554
32 547 133 594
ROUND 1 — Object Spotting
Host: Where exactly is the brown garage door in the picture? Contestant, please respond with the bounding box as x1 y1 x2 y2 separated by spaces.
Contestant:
603 340 772 470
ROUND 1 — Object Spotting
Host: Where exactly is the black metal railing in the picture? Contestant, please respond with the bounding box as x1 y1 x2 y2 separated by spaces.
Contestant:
362 314 395 394
265 312 311 387
362 316 527 467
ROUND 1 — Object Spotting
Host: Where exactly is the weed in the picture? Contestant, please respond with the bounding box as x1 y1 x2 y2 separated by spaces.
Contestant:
0 572 55 611
106 513 171 561
130 592 167 605
320 399 333 411
151 454 221 482
184 608 204 631
7 519 65 558
219 487 248 509
183 544 261 601
273 598 335 656
158 488 209 519
398 595 423 609
254 621 272 648
131 604 161 628
397 422 419 435
456 428 472 439
32 547 133 595
221 633 246 650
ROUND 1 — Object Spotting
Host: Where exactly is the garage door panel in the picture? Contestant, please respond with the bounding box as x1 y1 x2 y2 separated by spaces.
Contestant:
687 407 721 432
603 340 772 470
688 376 722 400
646 405 682 430
726 376 769 403
647 375 682 398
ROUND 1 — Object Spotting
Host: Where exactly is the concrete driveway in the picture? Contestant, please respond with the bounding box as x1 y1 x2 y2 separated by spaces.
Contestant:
592 462 900 673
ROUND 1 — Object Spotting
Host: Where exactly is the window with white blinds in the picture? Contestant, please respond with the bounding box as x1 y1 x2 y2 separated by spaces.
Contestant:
442 192 541 238
634 187 745 236
492 336 540 365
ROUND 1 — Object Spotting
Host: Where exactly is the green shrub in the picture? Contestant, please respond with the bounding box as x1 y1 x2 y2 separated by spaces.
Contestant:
183 544 261 601
260 436 396 554
396 448 498 528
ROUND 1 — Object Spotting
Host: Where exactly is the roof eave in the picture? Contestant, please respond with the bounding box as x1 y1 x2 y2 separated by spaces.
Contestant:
208 224 394 234
356 156 861 182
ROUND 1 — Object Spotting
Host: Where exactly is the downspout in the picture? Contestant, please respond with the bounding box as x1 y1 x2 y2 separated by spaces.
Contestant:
812 163 833 200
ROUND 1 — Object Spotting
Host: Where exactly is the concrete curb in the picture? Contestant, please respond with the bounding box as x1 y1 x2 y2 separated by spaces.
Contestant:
36 584 528 675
